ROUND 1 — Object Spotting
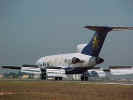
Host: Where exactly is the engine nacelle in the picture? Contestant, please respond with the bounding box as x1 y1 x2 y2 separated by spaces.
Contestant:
72 57 81 64
95 57 104 64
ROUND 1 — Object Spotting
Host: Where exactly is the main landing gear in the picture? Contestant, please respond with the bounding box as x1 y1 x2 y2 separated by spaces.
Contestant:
81 71 88 81
55 77 62 81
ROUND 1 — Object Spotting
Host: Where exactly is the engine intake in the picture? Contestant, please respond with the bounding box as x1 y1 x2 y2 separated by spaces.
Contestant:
72 57 81 64
96 57 104 64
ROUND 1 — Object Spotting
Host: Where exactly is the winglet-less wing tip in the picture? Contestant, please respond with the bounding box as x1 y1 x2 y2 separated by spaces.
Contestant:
1 66 21 70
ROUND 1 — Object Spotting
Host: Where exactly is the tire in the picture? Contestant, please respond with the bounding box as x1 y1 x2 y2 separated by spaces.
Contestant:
55 77 58 80
59 77 62 80
55 77 62 81
40 72 47 80
40 69 47 80
81 75 88 81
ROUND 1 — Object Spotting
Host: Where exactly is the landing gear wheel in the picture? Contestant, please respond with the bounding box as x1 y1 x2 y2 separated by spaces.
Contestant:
59 77 62 80
81 71 88 81
55 77 62 81
41 73 46 80
40 69 47 80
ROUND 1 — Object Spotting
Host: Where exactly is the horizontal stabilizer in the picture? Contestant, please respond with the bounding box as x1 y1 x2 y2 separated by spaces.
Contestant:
84 26 133 31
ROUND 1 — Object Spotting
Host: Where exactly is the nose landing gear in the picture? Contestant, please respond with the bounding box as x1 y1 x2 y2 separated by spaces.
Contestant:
40 69 47 80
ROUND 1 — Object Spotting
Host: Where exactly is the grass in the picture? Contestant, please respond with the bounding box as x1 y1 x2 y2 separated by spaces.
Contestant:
0 80 133 100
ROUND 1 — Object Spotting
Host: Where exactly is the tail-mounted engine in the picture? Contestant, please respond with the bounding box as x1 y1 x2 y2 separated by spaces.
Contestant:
95 57 104 64
72 57 84 64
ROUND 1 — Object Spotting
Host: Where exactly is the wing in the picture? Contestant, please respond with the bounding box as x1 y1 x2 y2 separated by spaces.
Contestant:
89 66 133 78
1 65 21 70
21 67 41 74
1 65 41 74
109 66 133 75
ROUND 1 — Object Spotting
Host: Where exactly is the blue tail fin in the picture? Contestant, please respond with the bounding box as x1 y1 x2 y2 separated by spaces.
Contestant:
81 26 112 57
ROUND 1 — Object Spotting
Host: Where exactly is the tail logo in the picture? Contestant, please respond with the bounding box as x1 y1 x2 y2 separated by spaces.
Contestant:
92 36 99 49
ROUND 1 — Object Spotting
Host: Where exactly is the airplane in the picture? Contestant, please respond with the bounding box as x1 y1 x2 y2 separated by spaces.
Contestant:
1 26 133 80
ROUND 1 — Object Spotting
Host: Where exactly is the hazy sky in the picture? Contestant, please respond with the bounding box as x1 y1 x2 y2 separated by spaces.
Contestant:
0 0 133 67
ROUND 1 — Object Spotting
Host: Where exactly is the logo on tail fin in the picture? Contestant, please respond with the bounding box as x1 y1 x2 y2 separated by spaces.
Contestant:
92 36 100 49
81 25 133 57
81 26 112 57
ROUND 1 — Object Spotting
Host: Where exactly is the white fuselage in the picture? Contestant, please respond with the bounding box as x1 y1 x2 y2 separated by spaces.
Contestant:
36 53 97 69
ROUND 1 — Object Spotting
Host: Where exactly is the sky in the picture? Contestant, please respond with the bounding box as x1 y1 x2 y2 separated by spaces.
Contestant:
0 0 133 68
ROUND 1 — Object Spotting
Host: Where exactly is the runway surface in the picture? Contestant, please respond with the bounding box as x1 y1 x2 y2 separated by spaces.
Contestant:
80 82 133 86
0 80 133 100
1 79 133 86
